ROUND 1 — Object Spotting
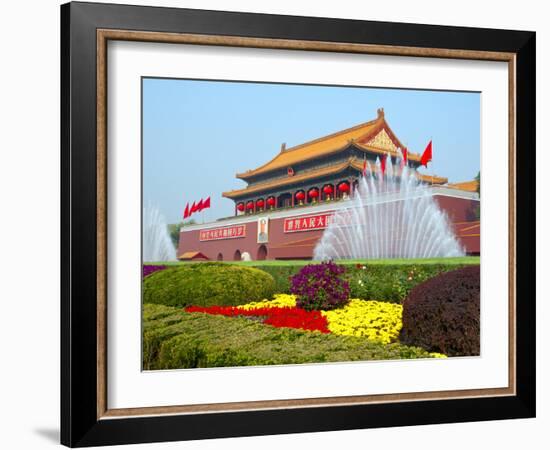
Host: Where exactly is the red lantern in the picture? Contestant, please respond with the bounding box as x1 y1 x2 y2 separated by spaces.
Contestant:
237 203 245 212
267 197 276 207
256 199 265 208
295 191 305 201
308 188 319 199
338 182 350 193
246 201 254 210
323 185 333 195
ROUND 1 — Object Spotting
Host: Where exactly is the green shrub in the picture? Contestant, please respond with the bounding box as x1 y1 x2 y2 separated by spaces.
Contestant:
399 266 480 356
254 262 475 303
142 303 439 370
345 264 448 303
143 262 276 308
252 265 296 293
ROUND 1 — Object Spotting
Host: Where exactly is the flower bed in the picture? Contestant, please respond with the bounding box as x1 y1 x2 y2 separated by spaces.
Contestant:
321 299 402 344
184 294 418 347
143 303 444 370
185 304 329 333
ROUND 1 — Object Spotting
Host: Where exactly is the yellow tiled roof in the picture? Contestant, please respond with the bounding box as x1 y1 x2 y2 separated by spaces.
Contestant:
178 251 208 260
236 110 420 179
224 158 356 199
446 180 479 192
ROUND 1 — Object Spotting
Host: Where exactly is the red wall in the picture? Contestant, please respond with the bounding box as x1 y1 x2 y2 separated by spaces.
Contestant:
178 195 480 260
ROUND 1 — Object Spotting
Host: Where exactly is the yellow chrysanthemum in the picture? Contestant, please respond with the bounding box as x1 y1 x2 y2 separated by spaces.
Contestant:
237 294 297 310
321 299 403 344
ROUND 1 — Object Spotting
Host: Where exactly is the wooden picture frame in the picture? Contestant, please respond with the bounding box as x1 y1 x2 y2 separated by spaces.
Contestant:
61 1 535 447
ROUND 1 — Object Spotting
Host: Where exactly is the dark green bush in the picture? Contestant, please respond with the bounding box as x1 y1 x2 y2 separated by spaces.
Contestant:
143 262 276 308
142 303 438 370
399 265 480 356
254 262 474 303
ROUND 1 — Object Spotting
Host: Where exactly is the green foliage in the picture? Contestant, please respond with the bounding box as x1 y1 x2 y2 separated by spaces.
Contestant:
142 304 438 370
254 262 476 303
143 262 276 308
345 264 460 303
252 265 296 292
400 266 480 356
167 220 196 249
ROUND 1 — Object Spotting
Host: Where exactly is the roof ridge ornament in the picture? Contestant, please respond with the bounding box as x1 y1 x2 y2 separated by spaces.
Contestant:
377 107 385 118
281 142 286 152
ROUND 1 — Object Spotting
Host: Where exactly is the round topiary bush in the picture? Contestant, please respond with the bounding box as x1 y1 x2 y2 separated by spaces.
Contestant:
399 265 480 356
290 261 350 311
143 262 276 308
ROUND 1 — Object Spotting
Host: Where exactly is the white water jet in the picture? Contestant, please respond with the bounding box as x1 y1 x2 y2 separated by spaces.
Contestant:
313 153 464 260
143 204 176 262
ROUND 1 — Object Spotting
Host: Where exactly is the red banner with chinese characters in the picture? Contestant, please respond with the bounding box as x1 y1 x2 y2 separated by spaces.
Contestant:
199 225 246 241
283 213 335 233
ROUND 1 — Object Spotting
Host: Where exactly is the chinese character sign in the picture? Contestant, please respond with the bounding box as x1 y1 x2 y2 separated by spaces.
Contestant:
199 225 246 241
283 213 334 233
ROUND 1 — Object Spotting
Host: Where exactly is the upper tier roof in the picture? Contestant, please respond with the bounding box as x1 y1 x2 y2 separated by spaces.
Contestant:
236 108 421 180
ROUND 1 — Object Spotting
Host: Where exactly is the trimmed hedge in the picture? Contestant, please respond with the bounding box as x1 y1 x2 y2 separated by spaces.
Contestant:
254 263 476 303
399 265 480 356
143 303 438 370
143 262 276 308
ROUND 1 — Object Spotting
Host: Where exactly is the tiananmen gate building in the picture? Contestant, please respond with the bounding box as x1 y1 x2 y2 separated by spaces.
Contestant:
177 109 480 261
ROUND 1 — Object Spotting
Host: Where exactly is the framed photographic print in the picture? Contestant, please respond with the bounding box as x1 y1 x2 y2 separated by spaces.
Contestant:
61 1 536 447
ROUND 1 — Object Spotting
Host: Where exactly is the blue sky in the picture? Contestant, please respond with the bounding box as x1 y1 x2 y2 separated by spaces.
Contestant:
143 78 480 224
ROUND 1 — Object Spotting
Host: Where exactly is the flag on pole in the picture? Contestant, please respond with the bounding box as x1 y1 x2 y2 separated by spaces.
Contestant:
183 202 190 219
420 140 433 167
190 201 198 215
203 196 211 209
196 198 204 212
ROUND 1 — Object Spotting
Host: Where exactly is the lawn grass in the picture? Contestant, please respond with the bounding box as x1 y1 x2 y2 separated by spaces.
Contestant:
146 256 480 266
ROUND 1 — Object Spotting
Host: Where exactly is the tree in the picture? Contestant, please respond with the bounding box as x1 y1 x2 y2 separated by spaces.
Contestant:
167 220 196 249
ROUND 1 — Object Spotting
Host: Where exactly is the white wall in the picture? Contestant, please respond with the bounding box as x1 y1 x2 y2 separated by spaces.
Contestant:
0 1 546 449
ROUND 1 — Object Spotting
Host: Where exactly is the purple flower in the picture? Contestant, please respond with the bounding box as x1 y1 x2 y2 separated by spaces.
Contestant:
290 262 349 311
143 265 167 278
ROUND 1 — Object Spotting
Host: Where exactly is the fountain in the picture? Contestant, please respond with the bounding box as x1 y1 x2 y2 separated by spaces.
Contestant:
313 153 464 260
142 204 176 262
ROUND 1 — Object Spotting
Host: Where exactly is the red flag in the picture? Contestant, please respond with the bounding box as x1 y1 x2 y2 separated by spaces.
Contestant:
196 198 204 212
203 196 211 209
420 140 432 167
190 201 198 215
380 154 387 175
183 202 190 219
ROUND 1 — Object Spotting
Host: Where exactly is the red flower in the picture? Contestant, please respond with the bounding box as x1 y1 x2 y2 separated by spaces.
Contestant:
184 305 330 333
